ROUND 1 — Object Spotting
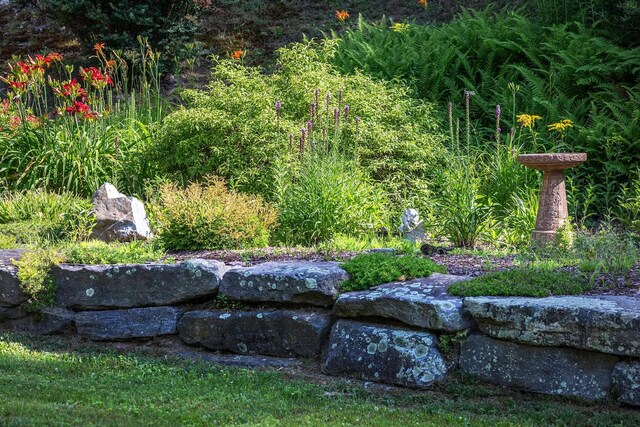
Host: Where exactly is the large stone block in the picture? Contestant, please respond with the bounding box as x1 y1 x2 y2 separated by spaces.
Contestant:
465 296 640 357
75 306 182 341
90 182 152 242
460 334 618 400
54 259 228 309
0 266 27 307
612 361 640 407
334 274 472 332
178 309 333 358
323 320 447 389
219 261 348 306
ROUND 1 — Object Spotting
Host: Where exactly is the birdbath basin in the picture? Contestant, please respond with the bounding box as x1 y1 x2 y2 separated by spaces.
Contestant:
518 153 587 244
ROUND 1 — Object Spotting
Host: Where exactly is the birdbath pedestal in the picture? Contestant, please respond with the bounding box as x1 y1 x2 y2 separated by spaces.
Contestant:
518 153 587 244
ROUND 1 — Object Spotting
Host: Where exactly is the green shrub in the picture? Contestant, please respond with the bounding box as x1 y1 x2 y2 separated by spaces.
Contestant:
333 12 640 220
573 228 638 274
448 267 590 297
340 252 446 291
275 152 386 245
62 240 166 265
13 248 65 313
153 40 447 217
153 177 278 250
0 190 93 243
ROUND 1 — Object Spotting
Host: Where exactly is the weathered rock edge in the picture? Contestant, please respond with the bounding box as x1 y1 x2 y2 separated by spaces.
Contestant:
323 319 447 389
219 261 348 306
460 334 618 400
334 274 473 332
0 266 27 307
54 259 228 310
465 295 640 357
178 309 333 358
75 306 182 341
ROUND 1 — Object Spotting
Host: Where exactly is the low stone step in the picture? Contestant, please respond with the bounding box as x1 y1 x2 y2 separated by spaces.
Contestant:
75 306 182 341
323 320 447 389
0 266 27 307
54 259 228 310
178 309 333 358
219 261 348 307
464 295 640 357
460 334 618 401
334 274 472 332
177 349 304 370
612 361 640 407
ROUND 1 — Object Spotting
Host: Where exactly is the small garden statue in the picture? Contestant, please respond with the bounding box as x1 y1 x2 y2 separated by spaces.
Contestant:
398 208 425 242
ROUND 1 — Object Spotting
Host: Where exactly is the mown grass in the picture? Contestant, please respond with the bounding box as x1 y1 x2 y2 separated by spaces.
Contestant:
0 334 638 426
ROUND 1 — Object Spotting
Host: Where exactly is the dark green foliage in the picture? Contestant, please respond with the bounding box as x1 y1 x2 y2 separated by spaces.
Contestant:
31 0 199 56
448 267 591 297
333 12 640 220
340 252 446 291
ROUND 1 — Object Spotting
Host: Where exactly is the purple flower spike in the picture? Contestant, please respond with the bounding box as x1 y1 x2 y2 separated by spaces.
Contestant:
338 88 343 105
498 127 502 133
275 100 281 113
310 103 315 122
496 104 501 119
307 120 313 135
334 107 340 126
344 105 350 126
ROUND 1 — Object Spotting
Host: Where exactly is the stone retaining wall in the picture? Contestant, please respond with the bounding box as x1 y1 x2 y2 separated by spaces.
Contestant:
1 259 639 406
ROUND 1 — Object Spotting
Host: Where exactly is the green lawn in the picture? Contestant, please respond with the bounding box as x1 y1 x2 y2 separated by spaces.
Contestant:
0 334 638 426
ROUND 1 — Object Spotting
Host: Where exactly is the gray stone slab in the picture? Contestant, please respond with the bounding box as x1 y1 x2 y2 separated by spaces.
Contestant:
334 274 472 332
0 306 29 321
460 334 618 400
178 309 333 358
323 320 447 389
54 259 228 309
0 266 27 307
465 295 640 357
177 349 303 369
220 261 348 306
612 361 640 407
75 306 182 341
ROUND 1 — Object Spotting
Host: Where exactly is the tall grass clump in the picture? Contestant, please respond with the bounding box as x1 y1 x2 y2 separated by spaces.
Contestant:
0 40 164 196
333 12 640 221
0 190 93 245
274 151 386 245
153 40 447 220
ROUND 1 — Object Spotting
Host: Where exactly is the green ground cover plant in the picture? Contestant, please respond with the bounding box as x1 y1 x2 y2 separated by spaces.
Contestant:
2 333 638 427
12 248 64 312
448 267 591 297
333 11 640 222
340 252 446 291
61 240 166 265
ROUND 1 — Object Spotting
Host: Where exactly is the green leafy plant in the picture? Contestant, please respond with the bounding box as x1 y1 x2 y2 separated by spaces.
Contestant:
152 177 278 250
448 267 591 297
12 248 65 313
340 252 446 291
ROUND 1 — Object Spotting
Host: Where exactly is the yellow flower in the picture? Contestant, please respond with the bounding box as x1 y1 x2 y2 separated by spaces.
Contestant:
547 119 574 133
517 114 542 128
391 23 410 33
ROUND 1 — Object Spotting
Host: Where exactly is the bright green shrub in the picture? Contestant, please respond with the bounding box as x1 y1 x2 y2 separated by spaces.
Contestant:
448 267 590 297
275 152 386 245
13 248 65 313
0 190 93 244
153 40 447 217
153 177 278 250
333 12 640 220
340 252 446 291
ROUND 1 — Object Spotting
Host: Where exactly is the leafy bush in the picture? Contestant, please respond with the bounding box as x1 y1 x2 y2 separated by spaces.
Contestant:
0 190 93 244
340 252 446 291
13 248 65 312
333 12 640 220
28 0 200 60
153 177 278 250
62 240 166 265
153 40 447 217
573 228 638 274
448 267 590 297
274 152 386 245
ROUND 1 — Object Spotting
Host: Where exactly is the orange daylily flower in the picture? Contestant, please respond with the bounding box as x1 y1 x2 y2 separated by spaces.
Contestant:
231 50 245 60
418 0 428 8
335 10 349 22
94 43 105 53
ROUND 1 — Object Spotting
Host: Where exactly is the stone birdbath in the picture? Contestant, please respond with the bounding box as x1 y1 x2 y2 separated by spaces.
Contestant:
518 153 587 244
